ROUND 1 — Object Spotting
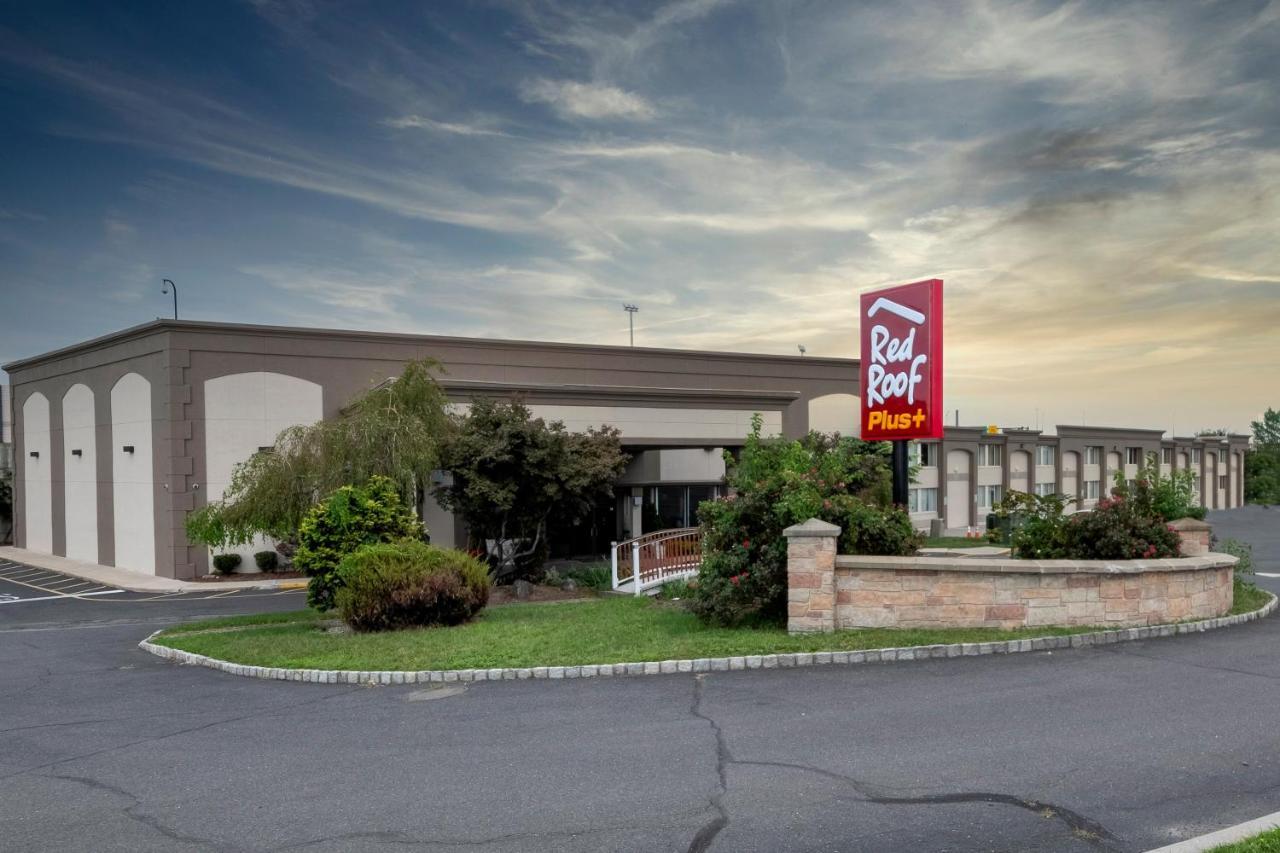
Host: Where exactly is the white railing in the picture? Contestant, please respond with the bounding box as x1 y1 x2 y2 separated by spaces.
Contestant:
611 527 702 595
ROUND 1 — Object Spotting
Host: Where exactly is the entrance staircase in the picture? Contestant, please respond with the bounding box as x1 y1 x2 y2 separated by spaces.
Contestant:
611 527 702 594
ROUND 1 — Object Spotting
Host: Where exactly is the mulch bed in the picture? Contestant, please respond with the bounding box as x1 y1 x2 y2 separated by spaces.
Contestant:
192 570 307 583
487 584 599 605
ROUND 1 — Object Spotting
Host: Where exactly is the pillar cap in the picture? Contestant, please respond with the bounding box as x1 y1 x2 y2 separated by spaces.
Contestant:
1168 517 1212 532
783 518 842 539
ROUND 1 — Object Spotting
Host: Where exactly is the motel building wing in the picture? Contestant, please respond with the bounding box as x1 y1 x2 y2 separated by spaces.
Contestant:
2 320 858 579
3 319 1248 579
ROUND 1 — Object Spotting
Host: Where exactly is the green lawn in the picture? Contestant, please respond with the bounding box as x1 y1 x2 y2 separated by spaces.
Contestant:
154 596 1096 671
1208 826 1280 852
922 536 996 549
152 582 1274 672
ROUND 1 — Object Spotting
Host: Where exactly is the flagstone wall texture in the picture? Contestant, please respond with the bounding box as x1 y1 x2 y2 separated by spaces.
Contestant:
785 520 1236 634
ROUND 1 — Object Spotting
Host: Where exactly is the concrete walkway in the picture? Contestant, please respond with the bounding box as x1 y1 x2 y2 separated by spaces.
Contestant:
0 546 305 592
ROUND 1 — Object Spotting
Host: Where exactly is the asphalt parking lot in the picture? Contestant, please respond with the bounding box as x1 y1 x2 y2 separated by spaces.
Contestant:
1 506 1278 852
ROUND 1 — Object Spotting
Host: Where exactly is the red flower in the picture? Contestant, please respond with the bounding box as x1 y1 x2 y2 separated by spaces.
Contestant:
742 539 751 549
730 575 740 586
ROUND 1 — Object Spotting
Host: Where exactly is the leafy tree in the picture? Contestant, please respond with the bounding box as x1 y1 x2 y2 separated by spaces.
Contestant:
1111 452 1204 521
434 398 628 579
186 360 450 548
1246 408 1280 505
692 417 919 626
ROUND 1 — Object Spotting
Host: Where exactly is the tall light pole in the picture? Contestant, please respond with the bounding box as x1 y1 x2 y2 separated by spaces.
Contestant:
797 344 806 357
623 303 638 347
161 279 178 320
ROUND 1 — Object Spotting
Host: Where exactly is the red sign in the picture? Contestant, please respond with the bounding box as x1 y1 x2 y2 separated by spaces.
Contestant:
859 279 944 440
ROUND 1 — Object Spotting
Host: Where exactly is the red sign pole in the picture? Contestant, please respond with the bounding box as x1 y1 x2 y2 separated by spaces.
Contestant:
859 279 944 507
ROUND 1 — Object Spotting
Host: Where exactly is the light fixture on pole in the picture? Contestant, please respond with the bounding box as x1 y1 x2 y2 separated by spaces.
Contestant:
161 278 178 320
797 344 806 357
623 303 639 347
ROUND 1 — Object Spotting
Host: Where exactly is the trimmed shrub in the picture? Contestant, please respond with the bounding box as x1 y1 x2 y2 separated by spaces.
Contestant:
295 476 424 610
254 551 279 572
1112 454 1204 521
212 553 242 575
334 540 490 632
692 417 920 626
1061 495 1181 559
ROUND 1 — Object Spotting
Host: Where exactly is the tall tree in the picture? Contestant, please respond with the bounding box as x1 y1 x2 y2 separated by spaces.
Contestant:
186 360 451 547
1246 408 1280 505
434 398 628 578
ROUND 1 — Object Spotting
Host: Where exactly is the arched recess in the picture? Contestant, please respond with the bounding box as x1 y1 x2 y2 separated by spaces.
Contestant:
62 384 98 563
944 449 971 531
1010 450 1031 493
1062 451 1080 506
112 373 155 574
808 393 859 436
21 392 53 553
203 372 323 569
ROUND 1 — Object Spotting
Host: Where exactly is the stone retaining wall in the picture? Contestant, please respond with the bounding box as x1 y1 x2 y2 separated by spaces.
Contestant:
784 518 1236 634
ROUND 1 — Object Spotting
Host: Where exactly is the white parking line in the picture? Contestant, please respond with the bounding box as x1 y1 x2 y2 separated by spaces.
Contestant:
0 590 125 605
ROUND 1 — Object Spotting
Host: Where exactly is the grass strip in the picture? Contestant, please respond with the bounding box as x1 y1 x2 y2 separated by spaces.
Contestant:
154 596 1096 671
1208 826 1280 852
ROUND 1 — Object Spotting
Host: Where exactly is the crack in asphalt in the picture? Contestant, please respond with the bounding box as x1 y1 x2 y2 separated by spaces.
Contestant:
46 772 232 851
686 674 1124 853
686 675 730 853
2 686 364 783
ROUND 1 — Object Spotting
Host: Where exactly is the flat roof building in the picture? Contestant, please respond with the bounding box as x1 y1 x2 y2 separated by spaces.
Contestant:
3 320 1248 577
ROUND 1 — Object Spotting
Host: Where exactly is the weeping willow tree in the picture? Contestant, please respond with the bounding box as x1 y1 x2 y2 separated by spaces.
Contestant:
186 360 452 548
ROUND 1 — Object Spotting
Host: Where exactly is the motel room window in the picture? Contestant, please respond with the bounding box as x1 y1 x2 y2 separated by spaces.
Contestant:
978 445 1002 467
1034 482 1055 497
1035 445 1056 466
911 442 937 468
908 487 938 514
1085 446 1102 465
1219 475 1229 490
1084 480 1100 500
1162 447 1174 465
977 484 1003 509
1127 447 1142 465
1192 448 1202 464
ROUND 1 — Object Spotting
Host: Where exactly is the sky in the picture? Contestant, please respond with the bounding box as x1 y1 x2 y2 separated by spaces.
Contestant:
1 0 1277 435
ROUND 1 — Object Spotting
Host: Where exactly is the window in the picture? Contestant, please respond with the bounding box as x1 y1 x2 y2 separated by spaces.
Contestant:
908 487 938 513
1192 475 1201 496
978 444 1002 467
1192 448 1202 464
1085 446 1102 465
1034 482 1055 497
977 484 1003 509
1084 480 1100 500
911 442 937 468
1161 447 1173 465
1036 445 1056 466
1219 475 1229 490
1127 447 1142 466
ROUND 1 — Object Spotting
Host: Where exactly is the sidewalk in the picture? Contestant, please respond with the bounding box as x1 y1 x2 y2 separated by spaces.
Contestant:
0 547 306 593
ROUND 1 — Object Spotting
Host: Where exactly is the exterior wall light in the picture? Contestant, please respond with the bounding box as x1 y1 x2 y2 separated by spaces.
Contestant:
122 445 135 454
29 451 39 458
71 449 82 457
257 446 274 454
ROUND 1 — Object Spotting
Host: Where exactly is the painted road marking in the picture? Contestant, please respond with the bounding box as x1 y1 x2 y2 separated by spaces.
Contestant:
1257 572 1280 578
0 590 125 605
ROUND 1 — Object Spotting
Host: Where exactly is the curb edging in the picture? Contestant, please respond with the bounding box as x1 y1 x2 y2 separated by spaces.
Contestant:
138 593 1277 686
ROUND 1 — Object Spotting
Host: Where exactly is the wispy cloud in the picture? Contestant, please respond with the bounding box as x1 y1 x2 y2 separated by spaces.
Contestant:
520 78 655 120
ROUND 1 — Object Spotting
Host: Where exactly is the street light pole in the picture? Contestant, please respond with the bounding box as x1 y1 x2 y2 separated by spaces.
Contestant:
161 279 178 320
623 303 638 347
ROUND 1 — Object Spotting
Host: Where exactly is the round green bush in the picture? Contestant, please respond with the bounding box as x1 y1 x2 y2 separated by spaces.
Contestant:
211 553 242 575
253 551 279 572
334 540 491 632
294 475 424 610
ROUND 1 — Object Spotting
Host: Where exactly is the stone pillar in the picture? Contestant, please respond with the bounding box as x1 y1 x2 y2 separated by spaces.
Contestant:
1168 517 1212 556
784 518 841 634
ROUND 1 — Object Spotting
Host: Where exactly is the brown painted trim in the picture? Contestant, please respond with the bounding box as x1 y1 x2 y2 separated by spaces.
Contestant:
4 319 858 373
441 379 800 408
